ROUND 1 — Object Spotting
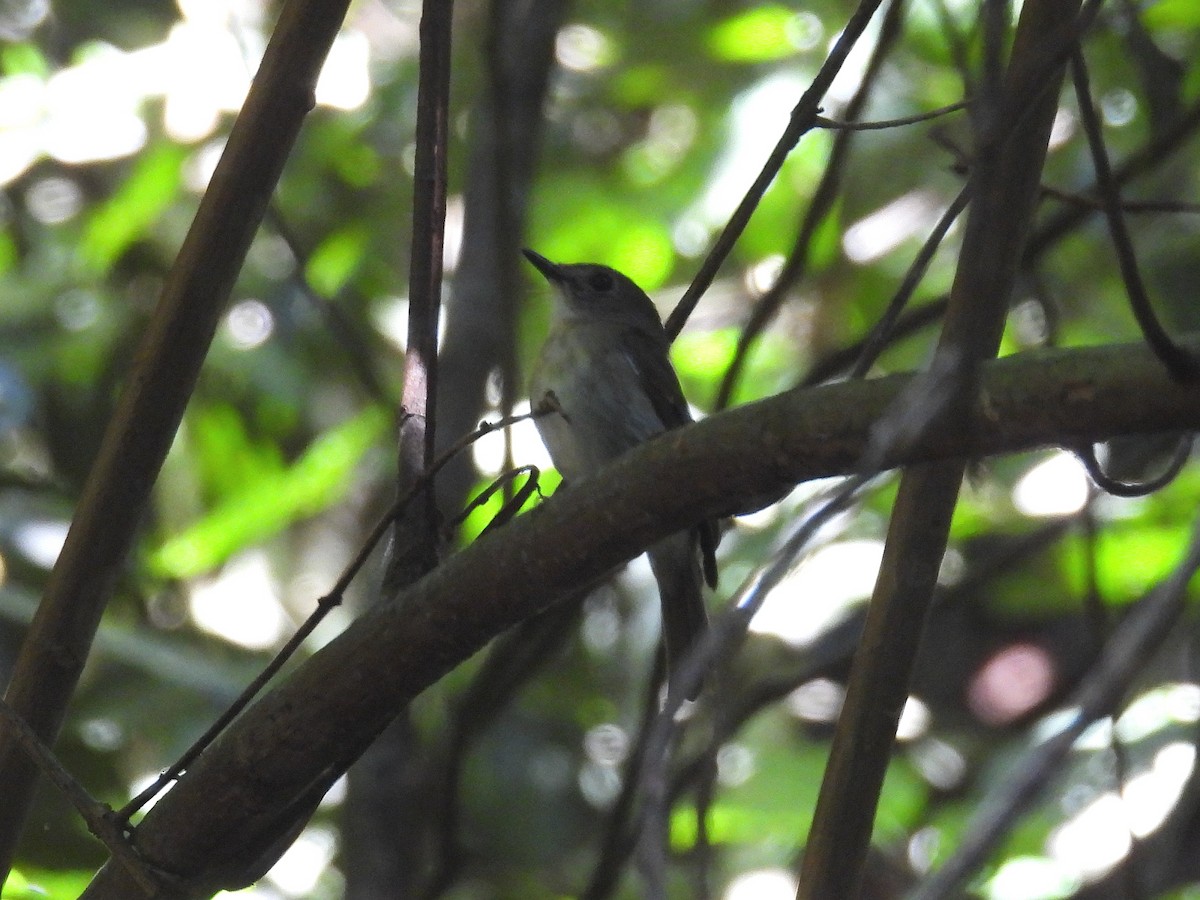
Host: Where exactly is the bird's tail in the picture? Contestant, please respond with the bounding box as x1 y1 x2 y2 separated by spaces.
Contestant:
648 530 710 699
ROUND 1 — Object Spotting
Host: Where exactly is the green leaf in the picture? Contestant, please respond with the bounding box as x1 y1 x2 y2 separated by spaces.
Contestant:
529 178 677 291
707 6 807 63
1143 0 1200 30
672 327 796 408
190 403 285 502
81 144 185 273
3 867 92 898
0 231 17 277
1 43 48 78
150 407 388 578
1094 523 1194 600
305 223 370 297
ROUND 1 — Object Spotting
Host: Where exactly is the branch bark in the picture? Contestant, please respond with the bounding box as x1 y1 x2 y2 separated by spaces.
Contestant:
81 333 1200 897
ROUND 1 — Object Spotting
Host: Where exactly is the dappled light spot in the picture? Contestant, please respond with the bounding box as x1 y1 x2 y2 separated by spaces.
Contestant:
1120 741 1195 837
266 825 338 898
316 31 371 111
579 759 621 808
54 290 100 332
1046 742 1196 885
584 723 629 767
1048 791 1130 879
1100 89 1137 127
25 175 82 224
909 738 967 792
188 550 288 650
0 11 370 185
716 743 755 787
1012 451 1089 517
472 399 554 477
0 0 47 40
555 23 613 72
745 254 785 296
985 855 1079 900
1049 107 1076 149
224 298 274 349
896 696 932 742
724 867 797 900
842 190 945 264
786 677 845 724
968 642 1056 727
750 539 882 646
78 717 123 752
907 826 940 874
581 595 622 653
11 518 68 568
1116 682 1200 742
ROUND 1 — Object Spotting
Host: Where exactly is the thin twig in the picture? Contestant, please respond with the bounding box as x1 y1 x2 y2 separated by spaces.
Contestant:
1041 184 1200 215
0 699 162 895
1027 95 1200 260
118 411 536 821
1070 49 1198 382
1072 436 1193 498
712 0 907 409
815 101 969 131
849 185 971 379
802 297 949 386
665 0 887 340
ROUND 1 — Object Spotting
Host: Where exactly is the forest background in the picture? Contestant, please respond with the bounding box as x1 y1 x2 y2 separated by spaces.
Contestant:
1 0 1200 898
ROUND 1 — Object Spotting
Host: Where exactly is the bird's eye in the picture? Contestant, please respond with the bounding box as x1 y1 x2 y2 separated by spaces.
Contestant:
587 271 615 292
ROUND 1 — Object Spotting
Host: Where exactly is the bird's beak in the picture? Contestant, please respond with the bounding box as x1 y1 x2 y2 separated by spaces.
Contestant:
522 248 566 284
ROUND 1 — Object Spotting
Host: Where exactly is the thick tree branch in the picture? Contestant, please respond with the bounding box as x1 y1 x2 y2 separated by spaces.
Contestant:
0 0 351 878
81 334 1200 897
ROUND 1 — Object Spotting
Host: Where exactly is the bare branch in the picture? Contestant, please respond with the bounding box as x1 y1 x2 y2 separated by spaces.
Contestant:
80 333 1200 896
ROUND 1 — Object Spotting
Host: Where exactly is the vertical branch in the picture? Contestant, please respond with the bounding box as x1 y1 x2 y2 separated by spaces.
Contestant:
434 0 565 513
0 0 352 880
343 1 454 896
386 0 455 591
796 0 1082 896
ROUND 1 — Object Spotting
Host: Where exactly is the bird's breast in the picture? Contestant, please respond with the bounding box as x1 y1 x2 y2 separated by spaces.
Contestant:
530 323 665 480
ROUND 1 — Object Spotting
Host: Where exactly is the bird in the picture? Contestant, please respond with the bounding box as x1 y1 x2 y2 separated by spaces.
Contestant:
524 248 717 697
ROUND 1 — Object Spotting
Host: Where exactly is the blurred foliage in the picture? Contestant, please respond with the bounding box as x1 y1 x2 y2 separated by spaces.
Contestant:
0 0 1199 897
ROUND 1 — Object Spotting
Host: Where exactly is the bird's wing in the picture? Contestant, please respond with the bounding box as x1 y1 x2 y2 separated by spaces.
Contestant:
621 327 719 586
619 327 693 431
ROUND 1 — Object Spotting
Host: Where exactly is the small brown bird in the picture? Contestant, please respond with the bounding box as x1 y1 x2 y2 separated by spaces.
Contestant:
525 249 717 696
